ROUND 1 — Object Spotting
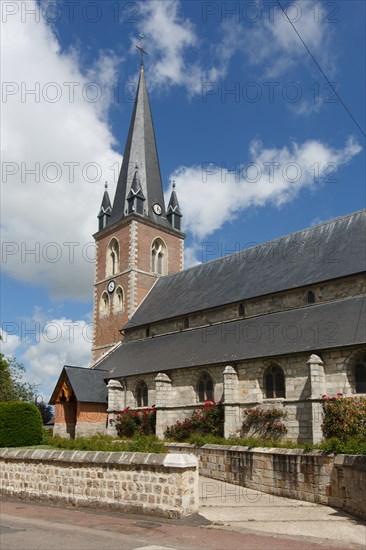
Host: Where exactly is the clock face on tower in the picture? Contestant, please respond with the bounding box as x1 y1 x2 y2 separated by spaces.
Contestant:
107 280 116 294
153 203 162 216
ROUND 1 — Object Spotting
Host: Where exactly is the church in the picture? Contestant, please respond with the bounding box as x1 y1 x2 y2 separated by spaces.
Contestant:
50 60 366 444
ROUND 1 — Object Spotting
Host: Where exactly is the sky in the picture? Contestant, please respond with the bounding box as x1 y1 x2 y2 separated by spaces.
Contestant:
1 0 365 401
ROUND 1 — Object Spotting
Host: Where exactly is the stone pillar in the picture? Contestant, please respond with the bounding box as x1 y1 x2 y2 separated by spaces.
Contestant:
155 373 172 439
307 354 326 444
223 365 241 439
107 379 124 436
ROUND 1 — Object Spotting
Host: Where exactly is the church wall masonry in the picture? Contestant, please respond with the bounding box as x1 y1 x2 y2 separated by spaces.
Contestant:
124 273 365 342
106 345 366 444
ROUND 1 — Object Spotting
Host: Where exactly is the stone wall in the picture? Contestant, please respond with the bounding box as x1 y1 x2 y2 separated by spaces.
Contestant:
124 274 366 342
166 443 366 520
0 449 198 519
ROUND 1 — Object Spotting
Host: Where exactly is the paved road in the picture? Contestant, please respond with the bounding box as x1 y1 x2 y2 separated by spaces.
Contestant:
1 498 361 550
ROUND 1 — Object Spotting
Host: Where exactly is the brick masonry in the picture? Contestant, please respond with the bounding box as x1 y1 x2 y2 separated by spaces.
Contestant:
0 449 198 519
166 443 366 520
92 216 184 362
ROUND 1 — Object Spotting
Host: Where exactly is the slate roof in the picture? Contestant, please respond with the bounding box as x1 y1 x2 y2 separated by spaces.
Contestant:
102 296 365 379
125 210 366 329
49 366 108 404
108 65 177 232
98 185 112 217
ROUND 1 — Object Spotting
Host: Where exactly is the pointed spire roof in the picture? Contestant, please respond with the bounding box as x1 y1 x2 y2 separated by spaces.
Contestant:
127 165 145 200
98 182 112 218
108 65 175 231
167 181 182 216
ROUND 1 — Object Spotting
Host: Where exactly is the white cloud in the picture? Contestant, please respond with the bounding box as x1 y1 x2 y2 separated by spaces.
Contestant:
135 0 229 96
1 1 121 301
170 136 362 239
22 314 92 401
237 0 336 79
1 309 92 400
0 330 22 357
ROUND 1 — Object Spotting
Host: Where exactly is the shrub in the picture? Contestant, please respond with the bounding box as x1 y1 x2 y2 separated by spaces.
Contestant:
164 401 224 441
49 433 164 453
113 406 156 438
319 435 366 455
0 401 43 447
321 394 366 440
241 406 287 440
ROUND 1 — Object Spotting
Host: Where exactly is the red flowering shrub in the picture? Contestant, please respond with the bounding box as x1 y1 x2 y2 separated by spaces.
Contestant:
114 406 156 438
164 401 224 441
241 406 287 440
321 394 366 440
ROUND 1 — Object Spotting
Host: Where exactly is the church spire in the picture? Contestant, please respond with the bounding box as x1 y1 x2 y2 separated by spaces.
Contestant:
97 182 112 230
167 181 182 231
108 55 178 232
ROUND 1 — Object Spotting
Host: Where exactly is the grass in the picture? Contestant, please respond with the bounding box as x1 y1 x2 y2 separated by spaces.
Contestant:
11 431 366 456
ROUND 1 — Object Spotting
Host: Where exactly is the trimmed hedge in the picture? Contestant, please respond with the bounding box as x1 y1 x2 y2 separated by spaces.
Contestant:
0 401 43 447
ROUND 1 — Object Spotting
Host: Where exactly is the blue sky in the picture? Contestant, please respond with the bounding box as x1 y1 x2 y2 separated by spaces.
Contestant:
1 0 365 400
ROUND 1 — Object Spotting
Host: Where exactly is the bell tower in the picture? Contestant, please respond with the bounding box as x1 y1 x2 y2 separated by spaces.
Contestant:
92 61 184 363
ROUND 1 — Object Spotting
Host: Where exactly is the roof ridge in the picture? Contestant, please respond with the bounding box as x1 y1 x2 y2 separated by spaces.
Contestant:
161 209 366 280
64 365 108 372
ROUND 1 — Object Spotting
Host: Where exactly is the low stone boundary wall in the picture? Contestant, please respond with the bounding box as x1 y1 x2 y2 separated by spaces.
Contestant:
166 443 366 520
0 449 198 519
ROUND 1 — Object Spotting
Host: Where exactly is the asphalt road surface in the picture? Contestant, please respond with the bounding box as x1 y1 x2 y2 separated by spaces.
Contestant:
1 500 360 550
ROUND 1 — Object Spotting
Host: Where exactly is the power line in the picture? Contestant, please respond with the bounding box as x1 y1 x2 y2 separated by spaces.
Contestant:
276 0 365 138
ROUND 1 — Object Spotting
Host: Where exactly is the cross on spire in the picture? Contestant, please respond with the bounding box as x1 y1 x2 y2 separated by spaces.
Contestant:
136 33 148 66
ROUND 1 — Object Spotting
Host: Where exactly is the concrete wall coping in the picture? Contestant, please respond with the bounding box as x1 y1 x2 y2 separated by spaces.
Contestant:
334 454 366 469
0 448 197 469
165 442 334 457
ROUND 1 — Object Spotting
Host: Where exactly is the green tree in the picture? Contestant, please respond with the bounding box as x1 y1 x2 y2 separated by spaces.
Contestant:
0 353 37 402
36 401 54 424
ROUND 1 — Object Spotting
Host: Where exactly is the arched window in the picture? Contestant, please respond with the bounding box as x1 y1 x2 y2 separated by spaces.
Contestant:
264 365 285 398
307 290 316 304
183 317 189 329
151 238 167 275
238 303 245 317
136 380 148 407
106 238 119 277
99 291 110 316
115 286 124 312
197 372 214 402
355 354 366 393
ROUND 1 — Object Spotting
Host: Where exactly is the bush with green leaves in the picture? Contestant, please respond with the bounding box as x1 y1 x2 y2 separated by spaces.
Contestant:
321 394 366 439
241 406 287 440
164 400 224 441
49 433 164 453
113 406 156 438
0 401 43 447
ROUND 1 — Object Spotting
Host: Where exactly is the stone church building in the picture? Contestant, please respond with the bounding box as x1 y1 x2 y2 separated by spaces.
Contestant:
50 63 366 444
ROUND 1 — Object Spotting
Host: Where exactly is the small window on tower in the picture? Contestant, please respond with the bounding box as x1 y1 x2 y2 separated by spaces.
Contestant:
307 290 316 304
238 304 245 317
151 238 167 275
106 238 120 277
183 317 189 329
115 287 124 312
100 292 110 316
